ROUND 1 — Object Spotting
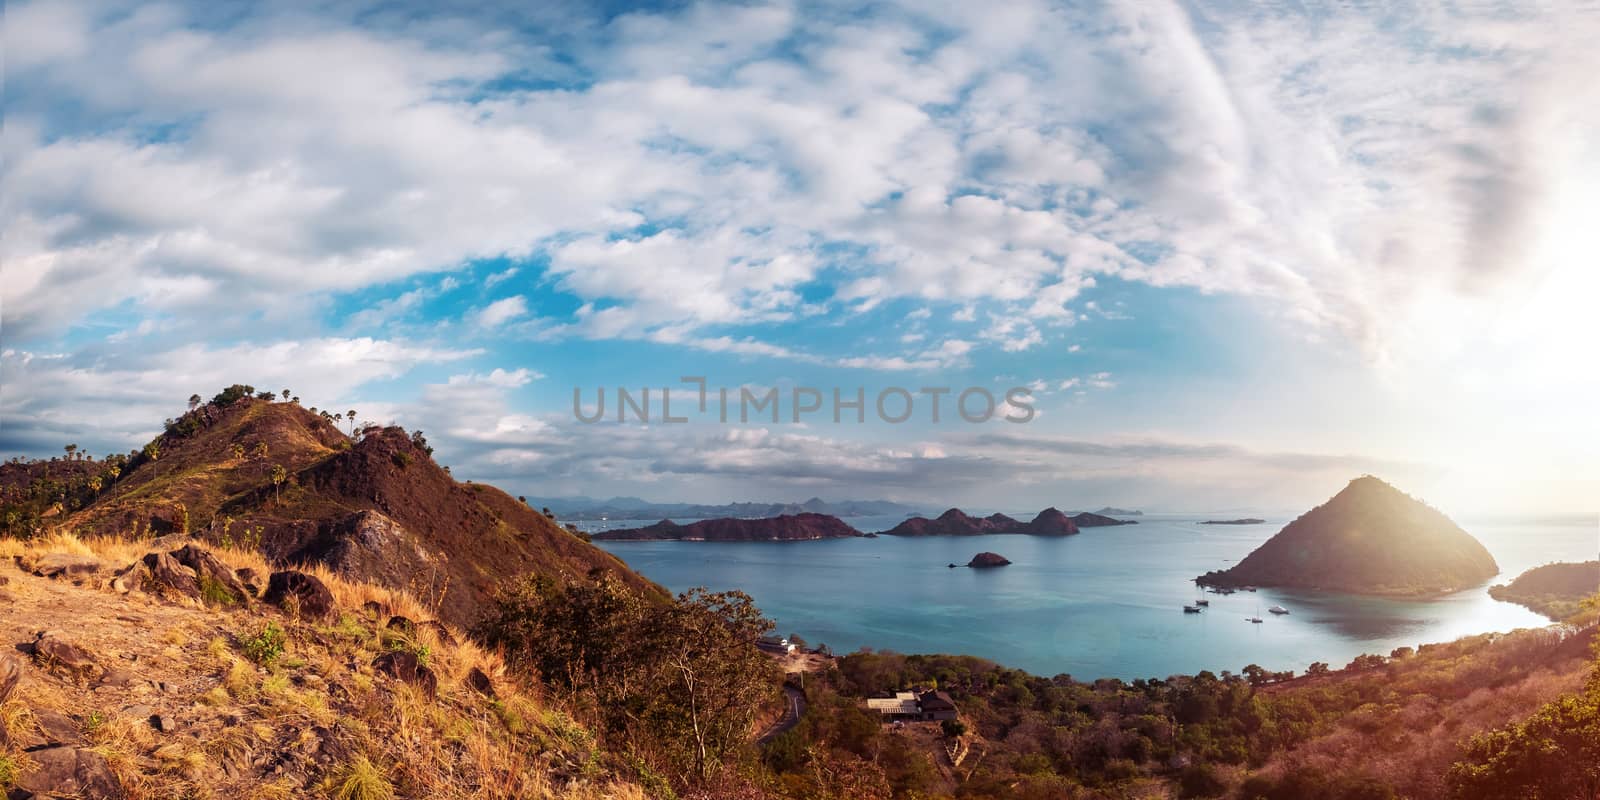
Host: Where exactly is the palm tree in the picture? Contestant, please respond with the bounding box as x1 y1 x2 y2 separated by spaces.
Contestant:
230 443 245 461
270 464 287 505
64 444 77 459
291 396 300 404
347 410 358 435
281 389 291 401
188 394 202 411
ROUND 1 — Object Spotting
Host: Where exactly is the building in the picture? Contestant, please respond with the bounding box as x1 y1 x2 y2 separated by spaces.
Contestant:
756 636 797 655
866 690 958 722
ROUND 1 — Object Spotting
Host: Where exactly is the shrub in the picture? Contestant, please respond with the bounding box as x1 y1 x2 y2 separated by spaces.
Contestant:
240 621 287 667
328 755 395 800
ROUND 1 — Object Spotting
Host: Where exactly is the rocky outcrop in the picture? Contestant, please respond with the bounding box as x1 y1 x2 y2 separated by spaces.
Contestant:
963 552 1012 568
886 508 1079 537
593 512 864 541
12 745 127 799
1196 476 1499 596
264 570 336 619
373 650 438 699
29 631 101 682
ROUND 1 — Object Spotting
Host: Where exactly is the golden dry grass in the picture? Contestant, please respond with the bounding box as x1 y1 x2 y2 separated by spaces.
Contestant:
0 533 646 799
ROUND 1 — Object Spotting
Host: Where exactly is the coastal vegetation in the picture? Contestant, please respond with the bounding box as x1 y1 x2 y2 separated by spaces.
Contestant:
1489 561 1600 622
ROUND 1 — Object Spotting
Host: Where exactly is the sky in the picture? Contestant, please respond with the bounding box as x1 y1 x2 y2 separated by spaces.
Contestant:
3 0 1598 514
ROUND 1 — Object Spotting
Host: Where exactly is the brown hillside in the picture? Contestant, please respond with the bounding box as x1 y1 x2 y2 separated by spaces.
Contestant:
56 398 660 627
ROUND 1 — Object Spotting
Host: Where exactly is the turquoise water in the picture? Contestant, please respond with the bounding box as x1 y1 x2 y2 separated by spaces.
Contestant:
590 513 1598 680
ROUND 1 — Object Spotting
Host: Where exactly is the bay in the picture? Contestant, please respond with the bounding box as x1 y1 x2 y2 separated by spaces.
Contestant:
589 512 1598 680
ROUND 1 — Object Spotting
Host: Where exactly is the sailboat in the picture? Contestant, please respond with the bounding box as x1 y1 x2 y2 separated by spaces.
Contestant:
1247 602 1264 623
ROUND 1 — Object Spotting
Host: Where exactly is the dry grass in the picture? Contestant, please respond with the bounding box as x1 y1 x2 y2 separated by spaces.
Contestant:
1 532 648 800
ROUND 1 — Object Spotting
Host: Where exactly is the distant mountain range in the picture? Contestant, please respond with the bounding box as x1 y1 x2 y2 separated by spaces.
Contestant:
592 513 864 542
529 495 922 520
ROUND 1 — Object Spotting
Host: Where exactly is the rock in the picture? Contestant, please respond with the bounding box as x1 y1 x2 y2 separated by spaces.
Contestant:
384 616 416 635
417 620 457 648
34 709 87 746
12 746 127 799
362 599 390 618
464 666 495 698
26 553 106 580
141 551 201 598
236 567 262 597
31 632 101 682
1 652 22 703
151 714 179 733
965 552 1012 568
170 545 250 604
263 571 336 619
371 651 437 699
95 667 140 689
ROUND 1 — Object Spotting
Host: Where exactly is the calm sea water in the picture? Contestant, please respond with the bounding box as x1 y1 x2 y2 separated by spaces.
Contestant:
589 512 1598 680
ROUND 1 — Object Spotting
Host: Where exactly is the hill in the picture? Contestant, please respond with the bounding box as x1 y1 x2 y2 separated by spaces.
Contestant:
1490 561 1600 621
1070 511 1137 527
0 533 645 799
1195 476 1499 596
882 508 1078 537
11 389 660 627
592 513 863 541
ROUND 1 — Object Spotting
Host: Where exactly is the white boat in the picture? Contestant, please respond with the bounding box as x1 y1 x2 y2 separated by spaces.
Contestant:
1194 598 1209 606
1183 604 1202 613
1269 605 1289 615
1247 616 1264 624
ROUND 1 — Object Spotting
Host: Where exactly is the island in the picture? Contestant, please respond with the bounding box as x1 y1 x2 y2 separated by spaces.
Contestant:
1200 518 1266 525
591 512 863 542
1070 511 1138 527
1489 561 1599 621
958 552 1012 568
1095 506 1143 516
1194 476 1499 597
885 508 1078 537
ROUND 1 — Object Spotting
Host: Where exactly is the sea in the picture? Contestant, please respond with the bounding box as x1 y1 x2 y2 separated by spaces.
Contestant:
587 512 1599 680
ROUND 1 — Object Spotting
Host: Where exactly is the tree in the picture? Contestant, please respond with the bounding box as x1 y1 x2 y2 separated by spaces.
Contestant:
347 409 357 434
252 442 269 460
941 719 967 738
1306 662 1330 677
64 444 77 459
188 394 202 411
1448 691 1600 799
270 464 287 505
281 389 291 401
230 443 245 461
291 396 300 404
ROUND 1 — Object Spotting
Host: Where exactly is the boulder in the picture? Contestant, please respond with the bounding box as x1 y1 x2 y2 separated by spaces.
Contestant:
12 745 126 799
263 571 336 619
1 651 21 703
31 631 101 682
372 651 437 699
465 666 495 698
25 553 106 581
235 567 262 597
34 709 87 746
141 551 201 598
170 545 249 604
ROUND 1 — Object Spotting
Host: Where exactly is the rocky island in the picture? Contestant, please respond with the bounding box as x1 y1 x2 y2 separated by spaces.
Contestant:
1195 476 1499 596
1070 511 1138 527
1200 518 1266 525
1096 506 1143 516
957 552 1012 568
885 507 1079 536
591 512 863 542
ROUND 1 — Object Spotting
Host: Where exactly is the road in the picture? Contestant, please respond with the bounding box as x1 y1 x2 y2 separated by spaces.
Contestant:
757 684 806 744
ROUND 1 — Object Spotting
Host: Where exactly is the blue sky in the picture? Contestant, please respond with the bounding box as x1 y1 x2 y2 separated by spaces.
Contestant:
3 0 1597 513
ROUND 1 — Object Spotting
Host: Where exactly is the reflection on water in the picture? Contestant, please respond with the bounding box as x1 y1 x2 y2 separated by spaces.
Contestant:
591 512 1597 679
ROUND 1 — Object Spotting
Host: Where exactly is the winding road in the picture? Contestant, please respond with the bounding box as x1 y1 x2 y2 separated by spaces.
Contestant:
757 685 806 744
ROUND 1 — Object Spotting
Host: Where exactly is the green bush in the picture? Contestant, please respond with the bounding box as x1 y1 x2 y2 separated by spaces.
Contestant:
240 621 287 667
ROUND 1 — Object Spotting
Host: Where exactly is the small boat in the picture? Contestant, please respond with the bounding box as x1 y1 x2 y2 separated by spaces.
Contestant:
1183 605 1202 613
1268 605 1289 615
1194 598 1210 606
1247 616 1264 624
1243 586 1258 592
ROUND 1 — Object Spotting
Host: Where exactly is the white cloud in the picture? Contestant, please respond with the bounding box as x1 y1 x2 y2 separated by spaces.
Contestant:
473 296 529 329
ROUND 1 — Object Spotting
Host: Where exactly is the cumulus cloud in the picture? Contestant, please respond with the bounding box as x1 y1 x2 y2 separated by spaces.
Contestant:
3 0 1593 366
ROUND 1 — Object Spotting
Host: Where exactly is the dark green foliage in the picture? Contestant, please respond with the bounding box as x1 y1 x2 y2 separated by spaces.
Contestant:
240 621 287 666
477 573 780 789
1447 661 1600 800
210 384 257 407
